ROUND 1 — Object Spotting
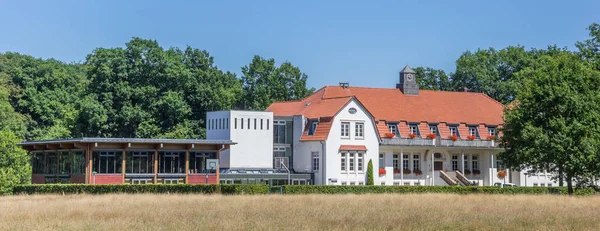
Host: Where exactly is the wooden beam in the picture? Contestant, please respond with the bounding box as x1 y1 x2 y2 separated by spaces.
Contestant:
153 149 158 184
122 144 127 184
185 147 190 184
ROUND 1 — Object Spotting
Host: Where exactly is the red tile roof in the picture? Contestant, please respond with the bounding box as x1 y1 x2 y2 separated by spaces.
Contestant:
339 145 368 151
300 117 333 141
267 85 504 141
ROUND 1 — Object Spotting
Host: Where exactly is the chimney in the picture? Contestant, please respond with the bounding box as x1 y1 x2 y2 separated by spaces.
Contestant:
339 82 349 88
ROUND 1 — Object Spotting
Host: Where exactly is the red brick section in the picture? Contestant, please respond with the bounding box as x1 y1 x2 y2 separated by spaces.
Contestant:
376 121 389 137
438 123 450 139
458 124 470 139
93 174 123 184
70 174 85 183
188 174 218 184
418 122 429 137
339 145 368 151
398 122 410 138
32 174 45 184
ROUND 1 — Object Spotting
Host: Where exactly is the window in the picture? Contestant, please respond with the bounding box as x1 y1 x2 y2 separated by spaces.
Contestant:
241 118 244 129
359 182 364 185
409 125 418 135
234 118 238 129
379 153 384 168
273 120 286 143
350 182 356 186
469 126 477 137
355 123 364 139
58 151 70 174
449 126 458 136
308 121 318 136
451 155 458 171
247 118 250 129
388 123 398 135
341 153 347 172
402 154 409 170
226 118 229 129
548 183 552 187
218 118 221 130
496 160 505 171
429 125 437 135
261 119 264 130
488 127 496 136
472 155 479 171
126 151 153 174
349 153 355 172
93 151 122 174
341 122 350 138
393 154 399 170
267 119 270 130
413 154 420 171
357 153 364 172
341 182 347 186
72 151 85 175
254 118 257 130
541 183 545 187
533 183 538 187
464 155 470 171
189 151 217 174
312 152 320 171
381 182 386 186
159 151 185 173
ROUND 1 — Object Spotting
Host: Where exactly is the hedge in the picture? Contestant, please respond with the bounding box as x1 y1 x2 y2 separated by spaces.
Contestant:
282 185 596 196
12 184 267 195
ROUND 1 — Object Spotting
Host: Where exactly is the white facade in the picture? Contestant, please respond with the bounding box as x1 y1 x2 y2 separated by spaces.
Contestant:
206 110 273 169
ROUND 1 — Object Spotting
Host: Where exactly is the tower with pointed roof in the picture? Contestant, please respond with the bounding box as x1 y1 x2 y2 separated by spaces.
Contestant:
397 65 419 95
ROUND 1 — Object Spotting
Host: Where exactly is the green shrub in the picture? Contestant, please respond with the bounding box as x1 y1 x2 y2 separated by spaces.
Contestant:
366 160 374 185
282 185 596 195
13 184 219 195
220 184 269 195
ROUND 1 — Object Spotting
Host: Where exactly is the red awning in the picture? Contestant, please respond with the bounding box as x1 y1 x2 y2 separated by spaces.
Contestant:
339 145 368 151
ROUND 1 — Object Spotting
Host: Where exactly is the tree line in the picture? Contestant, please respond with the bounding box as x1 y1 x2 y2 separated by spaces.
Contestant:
1 23 599 194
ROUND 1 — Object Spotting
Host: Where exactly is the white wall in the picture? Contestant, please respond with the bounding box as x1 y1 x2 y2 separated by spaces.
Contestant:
207 110 273 169
321 100 380 185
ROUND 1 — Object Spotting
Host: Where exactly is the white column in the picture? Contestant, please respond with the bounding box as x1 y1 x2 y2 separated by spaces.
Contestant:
489 152 494 186
431 151 434 186
400 149 404 185
461 150 465 174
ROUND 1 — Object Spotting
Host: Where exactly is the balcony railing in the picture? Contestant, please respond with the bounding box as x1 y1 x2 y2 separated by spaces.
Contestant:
381 137 498 148
380 138 436 146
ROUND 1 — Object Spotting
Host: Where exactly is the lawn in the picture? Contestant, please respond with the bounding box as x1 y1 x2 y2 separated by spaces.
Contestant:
1 193 600 230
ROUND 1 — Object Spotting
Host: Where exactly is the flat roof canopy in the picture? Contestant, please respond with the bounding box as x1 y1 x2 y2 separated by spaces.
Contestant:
19 137 236 151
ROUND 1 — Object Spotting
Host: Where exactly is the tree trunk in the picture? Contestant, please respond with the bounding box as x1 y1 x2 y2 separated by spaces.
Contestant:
558 167 564 187
567 176 573 196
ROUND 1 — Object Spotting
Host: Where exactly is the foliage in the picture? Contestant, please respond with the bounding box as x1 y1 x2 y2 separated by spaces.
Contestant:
500 52 600 195
240 55 315 110
0 130 31 195
426 133 436 139
366 159 374 185
12 184 269 195
576 23 600 71
282 185 595 196
414 67 452 91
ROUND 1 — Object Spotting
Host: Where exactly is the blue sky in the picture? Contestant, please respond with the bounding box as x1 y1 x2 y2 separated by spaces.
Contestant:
0 0 598 89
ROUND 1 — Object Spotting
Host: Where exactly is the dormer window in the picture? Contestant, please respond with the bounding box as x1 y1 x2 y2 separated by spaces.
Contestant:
409 124 419 135
388 123 398 135
468 126 478 137
308 121 318 136
429 125 438 135
488 127 496 136
449 126 458 136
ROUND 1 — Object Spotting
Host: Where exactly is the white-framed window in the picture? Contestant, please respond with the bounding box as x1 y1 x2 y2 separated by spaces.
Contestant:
260 119 263 130
533 183 538 187
308 121 318 136
469 126 477 137
247 118 251 129
388 123 398 135
349 153 355 172
429 125 437 135
402 154 409 170
548 183 552 187
341 153 347 172
358 182 364 186
274 120 286 143
312 152 319 171
394 182 401 186
341 182 347 186
355 123 364 139
409 125 418 135
381 182 386 186
240 118 244 129
449 126 457 136
341 122 350 138
488 127 496 136
234 118 237 129
413 154 420 171
379 153 384 168
357 153 364 172
451 155 458 171
464 155 470 171
350 182 356 186
541 183 545 187
393 154 399 170
472 155 479 170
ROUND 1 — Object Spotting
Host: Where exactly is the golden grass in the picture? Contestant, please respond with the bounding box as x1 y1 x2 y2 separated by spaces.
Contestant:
1 194 600 230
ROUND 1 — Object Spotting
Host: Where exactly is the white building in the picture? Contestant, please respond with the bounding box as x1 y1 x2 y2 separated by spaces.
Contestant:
210 66 557 187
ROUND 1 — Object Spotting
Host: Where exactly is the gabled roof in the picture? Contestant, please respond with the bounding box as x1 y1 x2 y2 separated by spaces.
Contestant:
267 86 503 125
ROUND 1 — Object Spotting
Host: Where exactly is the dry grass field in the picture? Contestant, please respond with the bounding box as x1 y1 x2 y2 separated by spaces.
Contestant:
1 194 600 230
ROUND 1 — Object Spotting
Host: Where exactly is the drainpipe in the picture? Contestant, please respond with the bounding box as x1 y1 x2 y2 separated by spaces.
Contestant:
320 141 326 185
431 150 434 186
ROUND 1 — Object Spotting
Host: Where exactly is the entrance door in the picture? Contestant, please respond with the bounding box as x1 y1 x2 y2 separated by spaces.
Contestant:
434 161 444 171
